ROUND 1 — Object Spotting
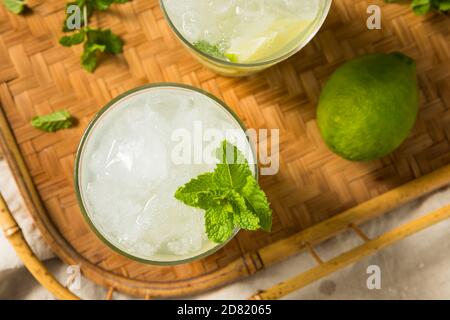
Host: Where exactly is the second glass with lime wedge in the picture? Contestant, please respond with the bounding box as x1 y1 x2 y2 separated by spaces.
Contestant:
161 0 332 76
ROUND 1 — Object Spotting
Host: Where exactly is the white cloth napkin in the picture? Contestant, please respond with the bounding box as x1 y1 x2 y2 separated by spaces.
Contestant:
0 159 54 271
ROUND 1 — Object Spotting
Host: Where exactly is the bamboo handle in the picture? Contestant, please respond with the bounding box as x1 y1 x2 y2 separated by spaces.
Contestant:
257 163 450 267
0 193 79 300
249 204 450 300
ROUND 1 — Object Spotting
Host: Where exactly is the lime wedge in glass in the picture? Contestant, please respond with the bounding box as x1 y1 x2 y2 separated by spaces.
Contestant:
224 19 312 63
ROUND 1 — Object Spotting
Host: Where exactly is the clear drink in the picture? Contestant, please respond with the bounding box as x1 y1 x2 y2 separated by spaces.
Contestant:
75 84 255 264
161 0 332 76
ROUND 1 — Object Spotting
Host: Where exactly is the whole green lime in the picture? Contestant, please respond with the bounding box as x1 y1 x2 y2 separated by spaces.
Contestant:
317 52 419 161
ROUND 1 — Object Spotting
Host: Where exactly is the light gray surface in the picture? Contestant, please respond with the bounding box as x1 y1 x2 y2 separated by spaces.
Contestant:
1 157 449 300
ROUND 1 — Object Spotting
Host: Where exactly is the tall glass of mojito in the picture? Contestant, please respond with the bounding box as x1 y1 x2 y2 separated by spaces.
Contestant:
75 83 257 264
160 0 332 76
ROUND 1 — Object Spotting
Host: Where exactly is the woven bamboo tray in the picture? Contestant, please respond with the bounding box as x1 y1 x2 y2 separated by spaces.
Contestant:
1 0 450 299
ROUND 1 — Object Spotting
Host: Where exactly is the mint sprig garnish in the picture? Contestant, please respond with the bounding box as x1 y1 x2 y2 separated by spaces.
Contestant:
60 0 128 72
60 27 123 72
175 140 272 243
3 0 27 14
31 110 73 132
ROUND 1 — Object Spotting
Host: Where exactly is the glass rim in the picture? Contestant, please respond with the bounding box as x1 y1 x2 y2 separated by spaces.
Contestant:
74 82 258 266
159 0 332 68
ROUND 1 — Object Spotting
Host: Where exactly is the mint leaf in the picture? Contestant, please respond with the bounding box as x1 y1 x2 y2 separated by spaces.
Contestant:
242 176 272 231
81 41 106 72
90 0 130 11
91 0 115 10
79 28 123 72
175 173 219 209
70 28 122 72
174 140 273 243
439 0 450 10
31 110 73 132
205 205 234 244
3 0 27 14
229 190 260 231
214 142 252 190
385 0 450 14
60 30 86 46
412 0 432 14
86 28 123 54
